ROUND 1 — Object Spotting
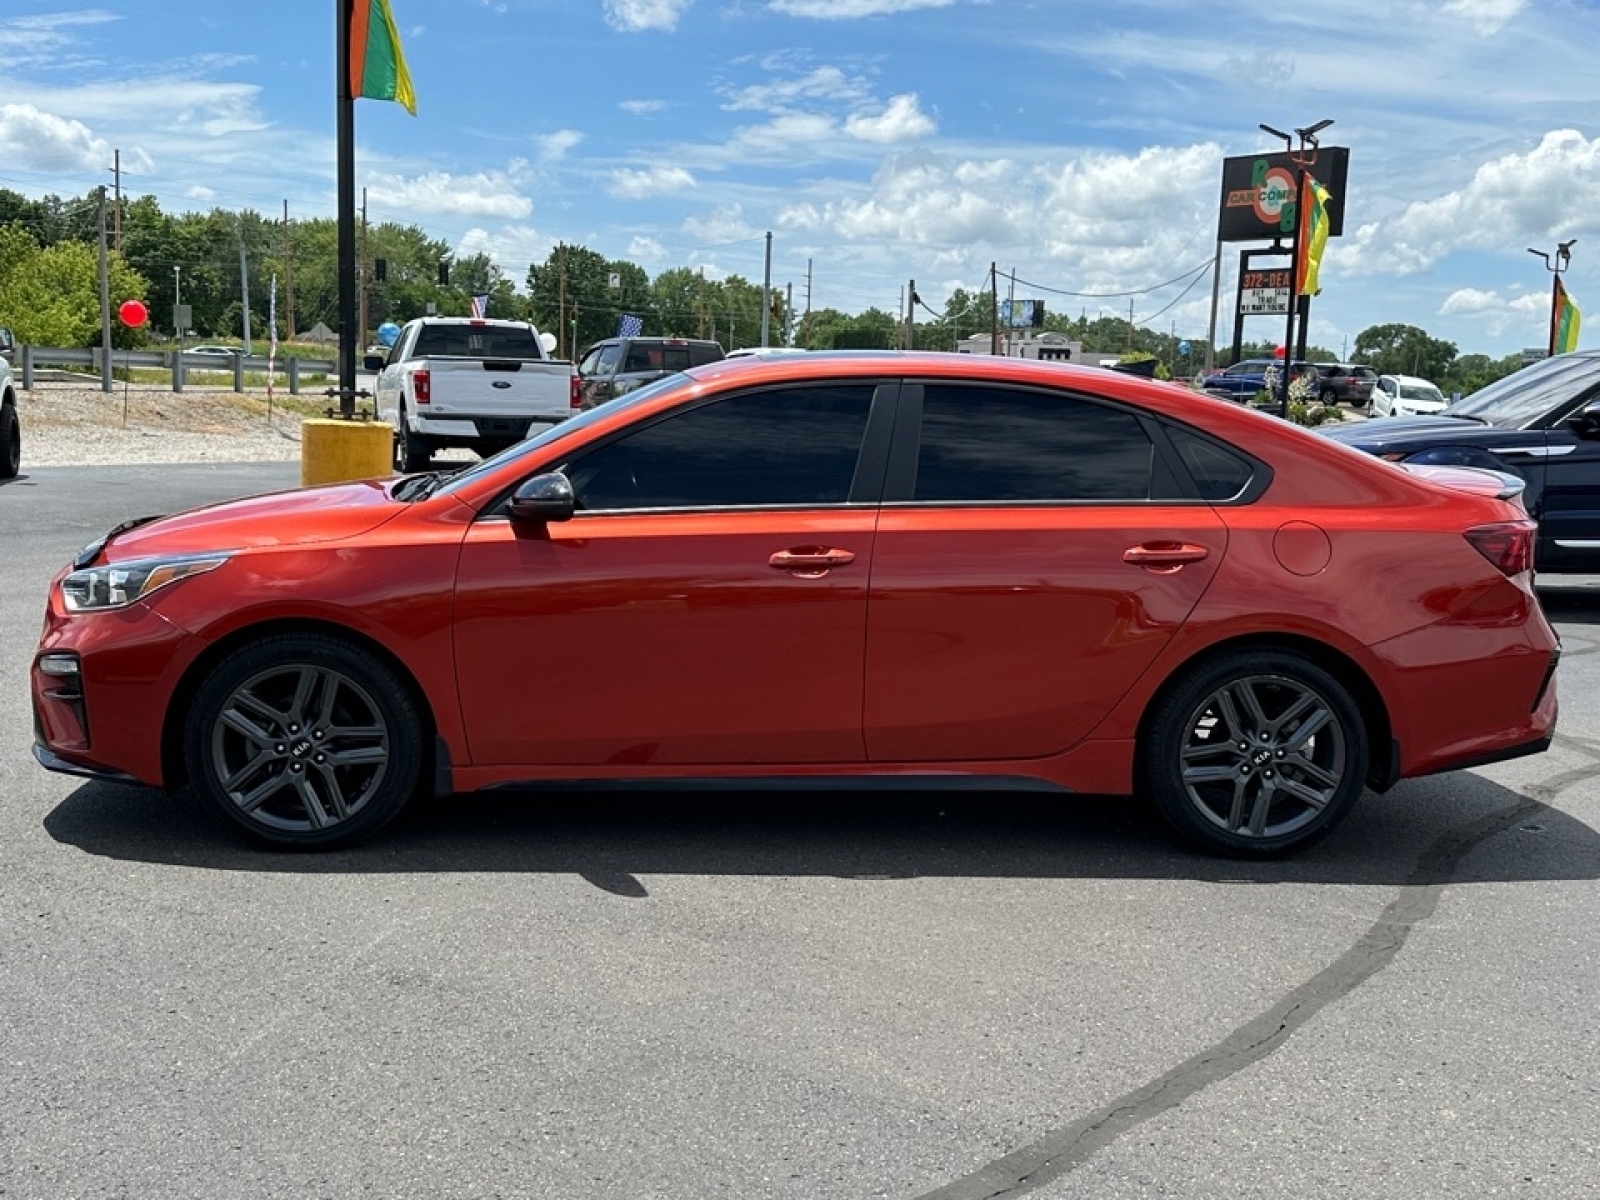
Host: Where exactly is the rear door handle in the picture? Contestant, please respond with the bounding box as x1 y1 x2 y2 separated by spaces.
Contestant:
1124 542 1210 569
769 547 857 576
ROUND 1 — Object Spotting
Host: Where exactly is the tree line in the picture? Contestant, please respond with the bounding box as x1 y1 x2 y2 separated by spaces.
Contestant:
0 187 1527 392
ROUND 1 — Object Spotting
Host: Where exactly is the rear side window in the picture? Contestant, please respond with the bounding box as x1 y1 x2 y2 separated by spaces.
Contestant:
1163 425 1257 502
688 343 725 366
565 384 876 510
913 384 1153 502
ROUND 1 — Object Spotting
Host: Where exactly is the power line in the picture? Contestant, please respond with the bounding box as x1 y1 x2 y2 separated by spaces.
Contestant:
1010 258 1213 300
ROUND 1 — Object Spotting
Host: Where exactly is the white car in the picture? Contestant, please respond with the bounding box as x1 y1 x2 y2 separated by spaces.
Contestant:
1368 373 1448 417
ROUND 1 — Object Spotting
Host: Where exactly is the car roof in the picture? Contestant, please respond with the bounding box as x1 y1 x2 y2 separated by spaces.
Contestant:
1385 374 1441 387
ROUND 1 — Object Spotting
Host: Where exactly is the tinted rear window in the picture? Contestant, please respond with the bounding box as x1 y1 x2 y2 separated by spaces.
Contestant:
413 324 545 359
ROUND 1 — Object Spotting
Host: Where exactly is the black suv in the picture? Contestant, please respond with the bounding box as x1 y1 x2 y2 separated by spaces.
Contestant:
577 336 725 408
1313 363 1377 406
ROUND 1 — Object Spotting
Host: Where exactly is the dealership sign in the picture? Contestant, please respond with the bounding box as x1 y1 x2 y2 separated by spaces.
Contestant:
1217 147 1350 243
1238 268 1293 315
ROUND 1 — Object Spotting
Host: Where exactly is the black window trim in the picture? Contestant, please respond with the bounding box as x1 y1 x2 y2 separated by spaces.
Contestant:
878 378 1270 508
478 378 900 520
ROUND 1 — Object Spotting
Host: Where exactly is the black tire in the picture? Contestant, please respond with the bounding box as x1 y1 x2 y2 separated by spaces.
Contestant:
1319 387 1338 406
1139 650 1368 858
183 633 423 849
0 401 19 480
395 418 432 473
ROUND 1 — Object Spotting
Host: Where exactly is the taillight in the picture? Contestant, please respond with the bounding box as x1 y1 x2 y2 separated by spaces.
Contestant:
570 373 581 410
413 369 431 405
1464 521 1535 575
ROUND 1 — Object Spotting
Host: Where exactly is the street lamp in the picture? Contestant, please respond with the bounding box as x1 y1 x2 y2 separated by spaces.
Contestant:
1259 117 1334 417
1529 240 1578 356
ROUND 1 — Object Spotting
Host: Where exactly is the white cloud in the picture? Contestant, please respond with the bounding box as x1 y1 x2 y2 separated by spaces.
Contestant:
536 130 583 160
609 165 697 198
628 235 666 261
0 103 111 172
681 205 757 247
768 0 957 16
620 99 667 115
365 170 533 219
1442 0 1524 35
186 185 216 202
723 66 869 113
1439 286 1545 337
1342 129 1600 275
843 93 934 143
604 0 694 31
0 10 118 66
456 225 553 277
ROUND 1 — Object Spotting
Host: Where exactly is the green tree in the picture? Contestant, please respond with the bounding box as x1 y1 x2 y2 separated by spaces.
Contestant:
0 237 145 347
1353 323 1458 381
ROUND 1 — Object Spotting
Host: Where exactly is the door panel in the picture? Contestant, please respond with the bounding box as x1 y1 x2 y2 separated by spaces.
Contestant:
455 510 876 765
863 507 1227 762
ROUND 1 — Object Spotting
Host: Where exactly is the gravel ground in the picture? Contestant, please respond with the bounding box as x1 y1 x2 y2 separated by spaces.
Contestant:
16 380 312 466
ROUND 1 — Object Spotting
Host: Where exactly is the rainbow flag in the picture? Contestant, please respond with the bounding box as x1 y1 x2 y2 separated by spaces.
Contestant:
1296 173 1332 297
1552 276 1581 354
351 0 416 116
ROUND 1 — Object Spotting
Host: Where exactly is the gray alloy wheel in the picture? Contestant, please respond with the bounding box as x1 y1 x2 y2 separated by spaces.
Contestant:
184 634 422 848
1141 651 1369 857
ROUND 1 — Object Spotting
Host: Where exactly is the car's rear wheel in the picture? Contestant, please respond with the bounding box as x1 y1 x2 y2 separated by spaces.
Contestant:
183 634 423 849
1140 650 1368 858
395 418 432 473
0 402 19 479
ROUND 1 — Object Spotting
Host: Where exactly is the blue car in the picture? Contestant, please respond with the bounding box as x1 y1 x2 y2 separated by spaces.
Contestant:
1200 358 1318 401
1319 350 1600 574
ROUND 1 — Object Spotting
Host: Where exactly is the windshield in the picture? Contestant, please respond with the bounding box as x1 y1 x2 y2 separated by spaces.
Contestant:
1401 383 1445 402
432 372 694 498
1446 353 1600 428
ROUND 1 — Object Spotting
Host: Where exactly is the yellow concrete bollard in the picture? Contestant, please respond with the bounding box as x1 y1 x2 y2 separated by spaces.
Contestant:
299 419 394 487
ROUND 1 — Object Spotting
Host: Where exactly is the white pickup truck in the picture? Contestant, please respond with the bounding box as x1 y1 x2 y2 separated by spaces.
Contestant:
368 317 578 472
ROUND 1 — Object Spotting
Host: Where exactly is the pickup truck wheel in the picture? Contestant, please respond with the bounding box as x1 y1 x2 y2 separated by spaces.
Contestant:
0 402 18 479
396 428 432 473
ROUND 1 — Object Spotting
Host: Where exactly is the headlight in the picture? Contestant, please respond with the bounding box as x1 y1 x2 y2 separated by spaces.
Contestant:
60 553 231 612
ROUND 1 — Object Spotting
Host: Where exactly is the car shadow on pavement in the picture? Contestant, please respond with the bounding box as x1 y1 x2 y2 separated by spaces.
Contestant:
41 767 1600 891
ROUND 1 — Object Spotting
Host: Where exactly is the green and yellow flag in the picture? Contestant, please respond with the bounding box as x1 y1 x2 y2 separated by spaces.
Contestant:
1552 276 1581 354
350 0 416 116
1296 173 1332 297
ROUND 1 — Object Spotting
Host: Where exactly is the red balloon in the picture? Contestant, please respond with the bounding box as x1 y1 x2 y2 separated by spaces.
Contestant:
1273 344 1286 358
118 299 148 327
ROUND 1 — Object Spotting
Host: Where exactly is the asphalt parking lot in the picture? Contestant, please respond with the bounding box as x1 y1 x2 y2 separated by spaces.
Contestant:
3 463 1598 1199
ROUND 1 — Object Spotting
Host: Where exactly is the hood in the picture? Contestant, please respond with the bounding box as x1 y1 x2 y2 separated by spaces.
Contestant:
94 478 402 561
1317 414 1477 444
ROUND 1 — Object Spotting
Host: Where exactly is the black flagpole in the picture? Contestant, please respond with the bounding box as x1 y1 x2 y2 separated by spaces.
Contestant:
336 0 357 418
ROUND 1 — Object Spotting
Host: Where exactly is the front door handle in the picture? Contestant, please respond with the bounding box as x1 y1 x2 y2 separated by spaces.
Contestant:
1124 542 1210 570
769 547 857 577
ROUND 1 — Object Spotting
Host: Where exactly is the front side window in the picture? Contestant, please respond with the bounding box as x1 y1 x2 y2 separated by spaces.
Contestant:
564 384 876 511
912 384 1154 502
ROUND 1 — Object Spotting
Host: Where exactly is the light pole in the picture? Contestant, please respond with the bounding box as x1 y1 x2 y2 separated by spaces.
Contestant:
1259 117 1333 417
1528 240 1577 356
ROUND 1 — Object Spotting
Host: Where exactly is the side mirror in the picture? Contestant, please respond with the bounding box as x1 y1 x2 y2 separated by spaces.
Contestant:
538 331 558 356
1572 397 1600 438
507 472 575 523
362 353 387 371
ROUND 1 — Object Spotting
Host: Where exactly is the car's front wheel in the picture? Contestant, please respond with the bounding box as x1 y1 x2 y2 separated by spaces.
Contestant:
1140 650 1369 858
183 634 424 849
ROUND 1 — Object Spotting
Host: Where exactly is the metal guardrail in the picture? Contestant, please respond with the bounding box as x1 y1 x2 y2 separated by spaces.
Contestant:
16 345 336 396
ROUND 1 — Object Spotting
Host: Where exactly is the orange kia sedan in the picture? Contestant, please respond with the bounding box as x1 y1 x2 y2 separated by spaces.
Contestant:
32 353 1559 857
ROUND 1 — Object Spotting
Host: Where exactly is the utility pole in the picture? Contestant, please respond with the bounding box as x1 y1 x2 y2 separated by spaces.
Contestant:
283 200 295 341
785 281 793 346
358 186 368 353
990 262 999 355
904 278 916 350
1128 297 1135 350
110 149 122 252
238 223 253 355
98 185 112 393
802 257 813 348
761 230 772 347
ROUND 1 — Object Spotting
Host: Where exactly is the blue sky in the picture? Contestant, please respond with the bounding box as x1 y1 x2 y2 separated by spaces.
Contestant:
3 0 1600 359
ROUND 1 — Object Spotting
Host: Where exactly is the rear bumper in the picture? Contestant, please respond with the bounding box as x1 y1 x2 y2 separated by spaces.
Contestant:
409 412 567 442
